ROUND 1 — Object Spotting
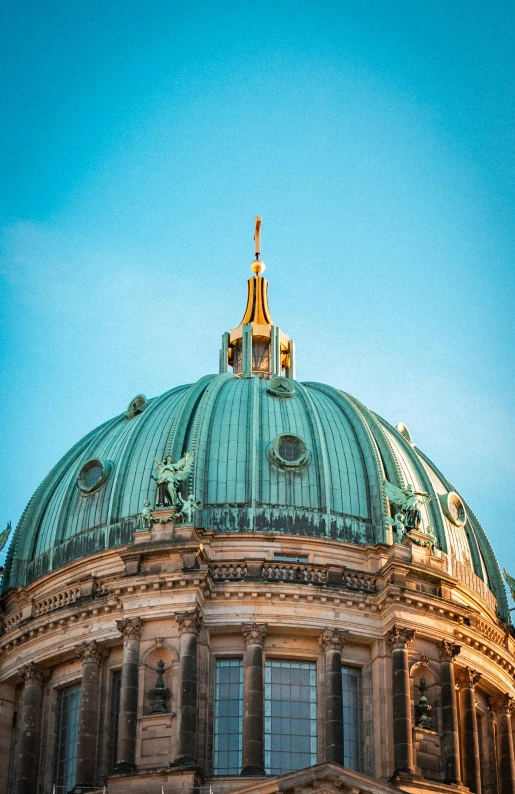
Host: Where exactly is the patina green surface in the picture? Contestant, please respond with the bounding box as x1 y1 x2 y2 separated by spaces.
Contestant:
2 373 509 621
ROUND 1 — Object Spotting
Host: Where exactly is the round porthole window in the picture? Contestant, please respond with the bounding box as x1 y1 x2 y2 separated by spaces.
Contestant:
269 434 309 470
125 394 148 419
267 377 296 399
77 458 113 494
439 491 467 527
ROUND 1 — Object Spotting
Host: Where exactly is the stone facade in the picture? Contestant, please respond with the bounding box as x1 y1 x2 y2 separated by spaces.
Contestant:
1 520 514 794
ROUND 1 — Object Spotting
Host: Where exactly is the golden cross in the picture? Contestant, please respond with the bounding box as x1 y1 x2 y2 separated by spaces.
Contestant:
254 216 262 259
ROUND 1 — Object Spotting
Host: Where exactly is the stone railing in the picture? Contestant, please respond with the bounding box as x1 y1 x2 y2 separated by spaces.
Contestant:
34 585 82 616
210 562 248 581
3 610 23 632
449 556 498 615
475 616 507 648
210 560 377 592
262 562 327 583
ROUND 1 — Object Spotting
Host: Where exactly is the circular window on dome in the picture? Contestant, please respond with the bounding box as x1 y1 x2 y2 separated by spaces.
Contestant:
125 394 148 419
439 491 467 527
267 377 295 399
269 434 309 470
77 458 113 494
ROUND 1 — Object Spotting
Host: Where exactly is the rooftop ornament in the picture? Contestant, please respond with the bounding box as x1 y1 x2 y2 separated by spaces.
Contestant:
219 217 296 380
149 659 171 714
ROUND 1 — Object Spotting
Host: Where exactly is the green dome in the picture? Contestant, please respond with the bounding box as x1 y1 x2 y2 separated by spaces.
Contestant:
2 372 508 620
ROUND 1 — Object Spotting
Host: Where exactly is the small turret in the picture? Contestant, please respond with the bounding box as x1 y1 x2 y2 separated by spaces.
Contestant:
219 217 296 379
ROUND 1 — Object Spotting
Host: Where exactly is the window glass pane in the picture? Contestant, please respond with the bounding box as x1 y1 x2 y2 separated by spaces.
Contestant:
214 659 243 775
265 660 317 775
108 670 122 772
53 684 81 790
341 666 363 772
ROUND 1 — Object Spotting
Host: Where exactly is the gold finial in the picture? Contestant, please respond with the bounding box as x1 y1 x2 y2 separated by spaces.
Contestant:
251 216 265 275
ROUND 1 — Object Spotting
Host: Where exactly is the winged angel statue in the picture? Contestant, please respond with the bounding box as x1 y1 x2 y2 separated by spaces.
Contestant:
153 452 195 508
383 480 433 532
503 569 515 608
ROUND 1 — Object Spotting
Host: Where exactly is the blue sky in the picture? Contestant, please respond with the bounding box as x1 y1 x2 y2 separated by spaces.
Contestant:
1 1 514 594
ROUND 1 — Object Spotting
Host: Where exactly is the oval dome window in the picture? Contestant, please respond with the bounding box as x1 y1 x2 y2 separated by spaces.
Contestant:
125 394 148 419
439 491 467 527
269 434 309 470
77 458 113 494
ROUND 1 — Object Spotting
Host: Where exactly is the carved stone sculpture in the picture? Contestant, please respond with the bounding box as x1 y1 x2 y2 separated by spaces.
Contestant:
152 452 194 508
177 493 202 524
140 500 153 529
415 677 433 729
149 659 171 714
383 480 433 531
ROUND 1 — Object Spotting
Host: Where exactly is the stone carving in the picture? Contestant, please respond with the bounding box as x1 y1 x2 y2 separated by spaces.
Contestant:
152 452 194 508
455 667 481 689
176 609 202 635
415 677 433 729
242 623 267 647
116 616 143 641
439 640 461 662
177 493 202 525
386 510 437 555
149 659 171 714
418 656 430 668
140 500 153 529
387 625 415 650
76 640 109 665
319 628 348 652
490 693 515 715
383 480 433 531
20 662 48 686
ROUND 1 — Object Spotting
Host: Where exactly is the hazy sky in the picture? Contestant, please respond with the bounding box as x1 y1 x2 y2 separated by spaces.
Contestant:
1 2 514 597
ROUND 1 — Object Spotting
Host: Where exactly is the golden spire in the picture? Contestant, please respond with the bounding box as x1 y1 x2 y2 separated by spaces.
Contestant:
251 216 265 275
219 217 295 379
241 216 272 325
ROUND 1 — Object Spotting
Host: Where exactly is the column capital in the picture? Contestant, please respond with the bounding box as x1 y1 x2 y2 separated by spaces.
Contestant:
439 640 461 662
242 623 267 647
20 662 48 686
455 666 481 689
76 640 109 666
387 625 415 650
319 627 348 652
176 608 202 635
490 693 515 715
116 616 143 641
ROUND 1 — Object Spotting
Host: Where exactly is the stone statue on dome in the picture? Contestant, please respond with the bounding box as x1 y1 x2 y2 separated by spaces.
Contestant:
177 493 202 525
383 480 433 530
152 452 194 508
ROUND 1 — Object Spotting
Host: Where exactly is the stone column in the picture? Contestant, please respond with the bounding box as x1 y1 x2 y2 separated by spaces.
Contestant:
75 641 109 788
15 662 48 794
174 608 202 766
490 694 515 794
456 667 482 794
116 617 142 771
319 628 347 764
439 640 461 784
387 625 415 776
241 623 267 776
